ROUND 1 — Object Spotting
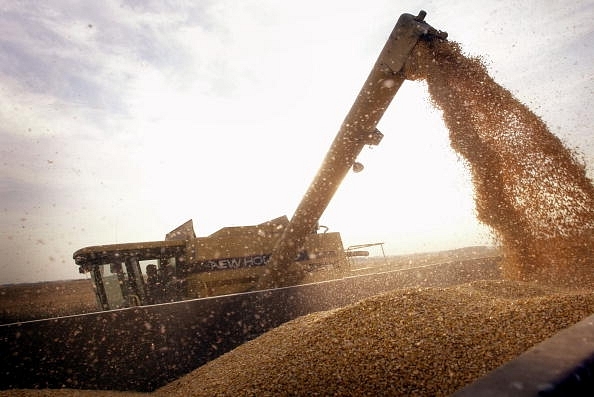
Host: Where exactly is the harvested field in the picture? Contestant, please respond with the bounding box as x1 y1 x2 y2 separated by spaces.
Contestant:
0 279 97 324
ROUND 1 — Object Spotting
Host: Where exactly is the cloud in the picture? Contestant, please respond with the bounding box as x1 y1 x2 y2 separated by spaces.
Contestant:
0 5 112 110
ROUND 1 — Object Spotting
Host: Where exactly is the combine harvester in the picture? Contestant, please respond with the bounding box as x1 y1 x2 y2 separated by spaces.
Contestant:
73 215 351 310
3 11 590 395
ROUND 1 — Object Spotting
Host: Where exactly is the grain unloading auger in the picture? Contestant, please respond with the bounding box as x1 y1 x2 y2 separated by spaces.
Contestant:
72 11 446 311
261 11 447 288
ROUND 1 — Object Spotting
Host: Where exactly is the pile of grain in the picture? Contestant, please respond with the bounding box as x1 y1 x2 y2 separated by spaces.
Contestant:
156 280 594 396
403 40 594 287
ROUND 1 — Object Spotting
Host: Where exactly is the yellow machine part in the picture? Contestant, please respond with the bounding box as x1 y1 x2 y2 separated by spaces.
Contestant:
186 232 347 298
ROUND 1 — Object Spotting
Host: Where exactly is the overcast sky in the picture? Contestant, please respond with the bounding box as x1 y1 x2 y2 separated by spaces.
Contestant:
1 0 593 283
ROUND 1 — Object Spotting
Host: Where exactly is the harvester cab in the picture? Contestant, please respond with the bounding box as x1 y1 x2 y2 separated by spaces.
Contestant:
73 11 447 311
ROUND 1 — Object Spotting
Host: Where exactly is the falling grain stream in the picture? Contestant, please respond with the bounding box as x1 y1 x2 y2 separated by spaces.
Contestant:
404 40 594 287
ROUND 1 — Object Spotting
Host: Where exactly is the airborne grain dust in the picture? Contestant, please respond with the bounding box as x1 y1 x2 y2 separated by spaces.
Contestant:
3 39 594 397
404 39 594 287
